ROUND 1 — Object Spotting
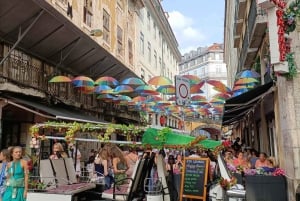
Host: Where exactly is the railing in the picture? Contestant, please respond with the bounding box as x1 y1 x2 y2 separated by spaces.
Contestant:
0 56 141 122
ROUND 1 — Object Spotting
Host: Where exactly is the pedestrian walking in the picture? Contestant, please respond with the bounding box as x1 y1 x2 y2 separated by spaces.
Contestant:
0 149 10 201
3 146 29 201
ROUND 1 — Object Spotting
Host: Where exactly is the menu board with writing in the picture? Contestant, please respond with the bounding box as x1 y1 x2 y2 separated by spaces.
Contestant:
179 157 209 201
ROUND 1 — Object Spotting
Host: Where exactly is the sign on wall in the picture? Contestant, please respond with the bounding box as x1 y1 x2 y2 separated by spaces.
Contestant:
175 75 191 106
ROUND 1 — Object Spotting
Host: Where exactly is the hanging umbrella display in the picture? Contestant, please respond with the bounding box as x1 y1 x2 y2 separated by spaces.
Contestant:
236 69 261 79
210 98 225 104
114 85 134 93
135 85 156 93
72 76 94 87
191 95 207 102
94 85 112 94
121 77 145 86
114 95 132 101
95 76 119 86
182 75 202 85
76 86 95 94
167 96 176 101
156 85 175 95
212 93 232 100
148 76 173 86
49 75 72 83
232 85 253 91
190 84 204 94
132 96 147 102
146 95 163 102
235 78 259 85
97 94 115 100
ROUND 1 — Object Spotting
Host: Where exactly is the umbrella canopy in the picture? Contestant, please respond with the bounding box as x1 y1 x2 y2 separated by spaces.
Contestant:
114 85 134 93
94 85 112 94
191 95 207 102
114 95 132 101
236 69 261 79
167 96 176 101
132 96 147 102
121 77 145 86
135 85 156 93
235 78 259 85
49 75 72 83
97 94 115 100
182 75 201 85
95 76 119 86
76 86 95 94
72 76 94 87
190 84 204 94
148 76 173 86
212 93 232 100
156 85 175 95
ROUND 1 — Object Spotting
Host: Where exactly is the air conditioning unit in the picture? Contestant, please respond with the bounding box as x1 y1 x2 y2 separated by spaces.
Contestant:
274 62 289 73
257 0 275 9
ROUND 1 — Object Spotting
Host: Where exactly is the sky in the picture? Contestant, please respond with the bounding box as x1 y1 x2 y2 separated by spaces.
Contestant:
161 0 225 54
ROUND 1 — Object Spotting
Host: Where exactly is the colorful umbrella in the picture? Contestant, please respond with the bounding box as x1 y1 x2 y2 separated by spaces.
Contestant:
191 95 207 102
210 98 225 104
232 85 253 91
49 75 72 83
76 86 95 94
236 69 260 79
212 93 232 100
235 78 259 85
135 85 156 93
190 84 204 94
168 96 176 101
146 96 163 102
114 85 134 93
95 76 119 86
156 85 175 95
94 85 112 94
148 76 173 86
182 75 201 85
72 76 94 87
132 96 147 102
114 95 132 101
121 77 145 86
97 94 115 100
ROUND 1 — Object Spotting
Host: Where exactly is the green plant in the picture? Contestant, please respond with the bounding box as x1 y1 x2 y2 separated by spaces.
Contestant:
284 0 300 33
285 52 297 79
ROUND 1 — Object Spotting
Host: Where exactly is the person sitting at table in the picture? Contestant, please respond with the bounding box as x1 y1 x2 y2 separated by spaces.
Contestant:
255 152 269 168
49 142 68 159
233 151 250 171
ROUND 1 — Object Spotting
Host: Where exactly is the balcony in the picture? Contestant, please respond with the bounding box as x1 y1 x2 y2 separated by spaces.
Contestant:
249 7 268 48
234 0 247 36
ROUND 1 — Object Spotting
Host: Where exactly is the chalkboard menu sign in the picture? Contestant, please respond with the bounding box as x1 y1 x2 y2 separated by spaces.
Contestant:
179 157 209 201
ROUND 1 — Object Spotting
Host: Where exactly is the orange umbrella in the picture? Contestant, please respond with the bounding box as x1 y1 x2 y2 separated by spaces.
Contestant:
148 76 173 86
49 75 72 83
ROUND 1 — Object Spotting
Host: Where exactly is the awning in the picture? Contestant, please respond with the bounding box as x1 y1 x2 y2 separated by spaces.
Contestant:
1 95 107 124
222 81 274 126
0 0 138 81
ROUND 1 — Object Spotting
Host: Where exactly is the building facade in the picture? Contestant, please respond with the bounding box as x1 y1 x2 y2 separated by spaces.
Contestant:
0 0 181 153
135 0 181 82
224 0 300 199
179 43 227 99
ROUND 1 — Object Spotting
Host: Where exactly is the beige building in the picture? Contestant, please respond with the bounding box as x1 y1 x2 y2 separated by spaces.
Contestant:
135 0 181 82
0 0 182 154
224 0 300 199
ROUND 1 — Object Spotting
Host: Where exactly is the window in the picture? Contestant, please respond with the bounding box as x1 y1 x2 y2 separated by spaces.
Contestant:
216 64 222 73
141 68 145 80
154 50 157 69
153 22 157 39
128 39 133 65
159 57 162 69
140 32 144 55
147 11 151 30
84 0 93 27
103 9 110 43
148 42 151 63
117 25 123 56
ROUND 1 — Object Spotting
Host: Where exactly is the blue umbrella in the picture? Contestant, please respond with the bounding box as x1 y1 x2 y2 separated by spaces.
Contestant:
121 77 145 85
236 70 260 79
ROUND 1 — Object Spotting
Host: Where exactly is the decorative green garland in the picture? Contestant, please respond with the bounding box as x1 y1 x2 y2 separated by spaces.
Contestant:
285 52 298 79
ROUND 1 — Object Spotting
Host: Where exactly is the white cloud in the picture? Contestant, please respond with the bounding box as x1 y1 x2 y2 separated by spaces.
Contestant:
167 11 206 54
